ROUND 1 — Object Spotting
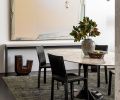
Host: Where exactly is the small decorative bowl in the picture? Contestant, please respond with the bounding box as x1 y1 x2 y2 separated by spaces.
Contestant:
88 51 106 59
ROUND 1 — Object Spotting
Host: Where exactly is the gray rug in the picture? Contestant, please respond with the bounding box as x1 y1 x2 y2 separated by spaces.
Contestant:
2 71 114 100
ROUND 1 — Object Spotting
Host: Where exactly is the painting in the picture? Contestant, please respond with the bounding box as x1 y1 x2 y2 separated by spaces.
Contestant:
10 0 84 40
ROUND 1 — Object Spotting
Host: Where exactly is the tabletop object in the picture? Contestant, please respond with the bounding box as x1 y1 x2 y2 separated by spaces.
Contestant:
88 50 106 59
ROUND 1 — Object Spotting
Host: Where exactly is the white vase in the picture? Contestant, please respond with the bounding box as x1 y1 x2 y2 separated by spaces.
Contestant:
81 38 95 55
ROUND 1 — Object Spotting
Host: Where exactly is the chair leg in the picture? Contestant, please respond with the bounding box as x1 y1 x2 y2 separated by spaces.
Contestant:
57 82 60 90
97 66 100 87
78 64 82 84
51 78 54 100
108 71 112 95
44 68 46 83
38 67 41 88
70 82 74 100
104 66 108 84
64 82 69 100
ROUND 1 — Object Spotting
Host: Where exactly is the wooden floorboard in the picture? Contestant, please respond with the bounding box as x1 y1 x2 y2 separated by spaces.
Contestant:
0 78 15 100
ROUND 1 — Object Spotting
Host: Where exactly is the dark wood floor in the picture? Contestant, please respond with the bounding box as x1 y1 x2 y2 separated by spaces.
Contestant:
0 71 44 100
0 77 15 100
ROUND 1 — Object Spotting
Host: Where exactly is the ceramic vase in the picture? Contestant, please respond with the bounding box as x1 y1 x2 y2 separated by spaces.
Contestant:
81 38 95 55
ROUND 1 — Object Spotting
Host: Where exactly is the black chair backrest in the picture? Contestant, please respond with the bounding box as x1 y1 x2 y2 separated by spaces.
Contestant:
48 53 67 78
36 46 46 66
95 45 108 51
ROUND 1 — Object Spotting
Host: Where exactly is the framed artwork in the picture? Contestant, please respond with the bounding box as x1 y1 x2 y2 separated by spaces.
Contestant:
10 0 84 41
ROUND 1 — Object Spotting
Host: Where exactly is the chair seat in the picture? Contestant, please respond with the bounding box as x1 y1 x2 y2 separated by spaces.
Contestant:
111 70 115 74
67 73 85 82
53 73 85 83
40 63 51 68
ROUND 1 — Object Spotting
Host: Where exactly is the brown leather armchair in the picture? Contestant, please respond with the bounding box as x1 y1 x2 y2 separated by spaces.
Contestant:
15 55 33 75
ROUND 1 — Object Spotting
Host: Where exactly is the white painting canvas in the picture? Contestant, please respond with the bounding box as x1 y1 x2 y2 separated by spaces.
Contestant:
11 0 84 40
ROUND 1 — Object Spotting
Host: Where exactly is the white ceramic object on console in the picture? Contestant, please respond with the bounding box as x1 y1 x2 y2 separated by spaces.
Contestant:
81 38 95 55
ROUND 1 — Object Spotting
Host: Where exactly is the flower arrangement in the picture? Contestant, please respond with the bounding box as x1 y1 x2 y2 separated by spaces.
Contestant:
70 17 101 42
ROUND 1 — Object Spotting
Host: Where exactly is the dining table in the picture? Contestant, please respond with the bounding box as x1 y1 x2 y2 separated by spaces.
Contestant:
47 48 115 99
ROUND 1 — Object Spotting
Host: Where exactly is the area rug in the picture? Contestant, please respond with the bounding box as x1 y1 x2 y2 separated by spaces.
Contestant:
2 71 114 100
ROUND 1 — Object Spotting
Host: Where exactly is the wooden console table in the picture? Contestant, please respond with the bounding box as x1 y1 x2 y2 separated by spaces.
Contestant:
4 41 81 76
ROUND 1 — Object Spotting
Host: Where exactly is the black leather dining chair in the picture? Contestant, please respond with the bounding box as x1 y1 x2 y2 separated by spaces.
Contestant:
36 46 51 88
78 45 108 87
48 53 85 100
95 45 108 87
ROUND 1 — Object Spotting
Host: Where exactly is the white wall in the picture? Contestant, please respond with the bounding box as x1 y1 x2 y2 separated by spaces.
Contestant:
0 0 9 73
0 0 115 73
0 0 9 42
86 0 115 51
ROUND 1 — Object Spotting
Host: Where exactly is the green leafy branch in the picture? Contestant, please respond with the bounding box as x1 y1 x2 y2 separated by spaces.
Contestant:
70 17 101 42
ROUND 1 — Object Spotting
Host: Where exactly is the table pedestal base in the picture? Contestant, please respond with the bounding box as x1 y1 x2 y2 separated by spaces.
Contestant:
76 89 95 100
